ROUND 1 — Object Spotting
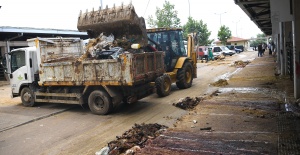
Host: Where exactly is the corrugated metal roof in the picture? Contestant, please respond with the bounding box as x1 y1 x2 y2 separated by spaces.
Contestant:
0 26 88 41
234 0 271 35
0 26 87 35
215 36 249 43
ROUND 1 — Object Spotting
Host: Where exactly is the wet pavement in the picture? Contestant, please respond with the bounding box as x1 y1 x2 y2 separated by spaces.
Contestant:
138 54 300 154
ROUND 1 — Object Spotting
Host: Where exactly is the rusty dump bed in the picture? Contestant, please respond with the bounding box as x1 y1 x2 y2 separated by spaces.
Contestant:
77 3 148 46
28 37 165 86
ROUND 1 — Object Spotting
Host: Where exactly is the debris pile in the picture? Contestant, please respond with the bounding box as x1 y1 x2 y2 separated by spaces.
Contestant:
210 79 228 87
106 123 168 155
79 33 147 61
172 97 203 110
215 54 225 60
234 60 250 68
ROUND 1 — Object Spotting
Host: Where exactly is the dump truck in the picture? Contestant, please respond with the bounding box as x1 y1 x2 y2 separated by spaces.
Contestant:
5 3 197 115
77 4 197 92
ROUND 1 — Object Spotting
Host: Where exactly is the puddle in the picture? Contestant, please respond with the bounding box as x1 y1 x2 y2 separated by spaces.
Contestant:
218 87 300 113
219 87 263 93
219 87 286 99
215 68 242 81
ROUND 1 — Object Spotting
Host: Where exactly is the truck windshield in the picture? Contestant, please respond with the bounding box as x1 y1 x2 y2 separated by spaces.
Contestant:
10 50 25 73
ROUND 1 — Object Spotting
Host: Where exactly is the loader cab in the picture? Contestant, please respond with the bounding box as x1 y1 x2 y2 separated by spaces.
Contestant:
147 28 186 72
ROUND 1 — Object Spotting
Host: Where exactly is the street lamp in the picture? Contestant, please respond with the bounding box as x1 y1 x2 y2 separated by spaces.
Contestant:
233 20 240 37
214 12 227 27
188 0 190 17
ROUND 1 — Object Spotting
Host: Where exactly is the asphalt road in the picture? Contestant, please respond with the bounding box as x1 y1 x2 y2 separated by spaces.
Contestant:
0 51 257 155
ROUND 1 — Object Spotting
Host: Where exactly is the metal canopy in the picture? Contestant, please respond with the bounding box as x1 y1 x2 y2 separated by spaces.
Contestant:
234 0 272 35
0 26 88 41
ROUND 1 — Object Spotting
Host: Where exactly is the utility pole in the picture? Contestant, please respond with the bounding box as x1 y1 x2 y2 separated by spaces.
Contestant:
233 20 240 37
214 12 227 27
188 0 191 17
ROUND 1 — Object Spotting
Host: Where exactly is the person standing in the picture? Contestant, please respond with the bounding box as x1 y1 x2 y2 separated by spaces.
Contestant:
203 48 208 63
208 47 214 61
262 43 266 55
268 43 272 55
258 43 263 57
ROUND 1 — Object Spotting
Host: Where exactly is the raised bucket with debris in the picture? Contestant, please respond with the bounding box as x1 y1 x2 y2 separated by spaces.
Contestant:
77 3 148 46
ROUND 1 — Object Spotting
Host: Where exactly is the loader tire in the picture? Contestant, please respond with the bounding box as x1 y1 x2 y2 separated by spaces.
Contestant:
155 74 171 97
21 87 35 107
176 61 193 89
88 90 112 115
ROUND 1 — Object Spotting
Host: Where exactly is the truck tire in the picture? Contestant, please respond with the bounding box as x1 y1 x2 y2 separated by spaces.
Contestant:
88 90 112 115
20 87 35 107
176 61 193 89
155 74 171 97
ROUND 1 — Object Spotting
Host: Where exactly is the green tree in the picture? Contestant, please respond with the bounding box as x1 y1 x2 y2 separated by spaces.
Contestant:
250 33 266 47
147 1 181 28
217 25 232 45
182 17 213 46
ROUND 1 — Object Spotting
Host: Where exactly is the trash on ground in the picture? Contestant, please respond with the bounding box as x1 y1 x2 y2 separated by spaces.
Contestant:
95 147 109 155
210 90 221 97
200 127 212 130
106 123 168 155
172 97 203 110
210 79 228 87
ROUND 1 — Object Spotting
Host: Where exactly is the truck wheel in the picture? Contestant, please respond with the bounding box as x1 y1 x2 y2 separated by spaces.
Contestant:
155 74 171 97
88 90 112 115
21 87 35 107
176 61 193 89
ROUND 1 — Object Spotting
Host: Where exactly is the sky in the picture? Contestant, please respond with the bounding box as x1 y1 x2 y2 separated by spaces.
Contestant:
0 0 262 40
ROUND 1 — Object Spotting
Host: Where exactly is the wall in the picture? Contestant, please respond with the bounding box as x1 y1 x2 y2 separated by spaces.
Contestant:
293 0 300 98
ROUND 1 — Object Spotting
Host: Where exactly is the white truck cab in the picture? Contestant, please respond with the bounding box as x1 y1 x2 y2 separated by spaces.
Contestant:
7 46 38 97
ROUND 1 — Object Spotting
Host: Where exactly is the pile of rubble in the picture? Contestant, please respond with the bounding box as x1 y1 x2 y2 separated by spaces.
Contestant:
96 123 168 155
79 33 147 61
233 60 250 68
172 97 203 110
210 79 228 87
215 54 225 60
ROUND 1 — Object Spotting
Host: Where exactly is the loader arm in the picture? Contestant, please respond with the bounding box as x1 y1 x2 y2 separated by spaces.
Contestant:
187 34 197 78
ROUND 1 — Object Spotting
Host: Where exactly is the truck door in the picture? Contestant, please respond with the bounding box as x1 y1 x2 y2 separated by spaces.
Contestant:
9 49 29 95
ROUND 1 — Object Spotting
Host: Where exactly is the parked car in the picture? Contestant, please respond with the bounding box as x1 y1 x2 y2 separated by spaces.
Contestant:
234 47 242 53
226 45 235 50
227 45 243 53
212 46 235 57
235 45 244 52
196 46 205 60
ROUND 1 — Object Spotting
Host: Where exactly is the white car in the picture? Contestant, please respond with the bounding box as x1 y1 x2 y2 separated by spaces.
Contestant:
211 46 235 56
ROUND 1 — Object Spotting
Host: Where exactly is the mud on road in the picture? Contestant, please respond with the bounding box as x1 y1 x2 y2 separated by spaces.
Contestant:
2 51 279 155
99 54 300 154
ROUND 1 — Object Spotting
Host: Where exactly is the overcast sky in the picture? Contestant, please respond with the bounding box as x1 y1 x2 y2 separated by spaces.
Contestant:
0 0 262 40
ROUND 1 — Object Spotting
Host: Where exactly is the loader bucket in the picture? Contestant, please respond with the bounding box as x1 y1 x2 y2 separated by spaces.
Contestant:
77 3 148 46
